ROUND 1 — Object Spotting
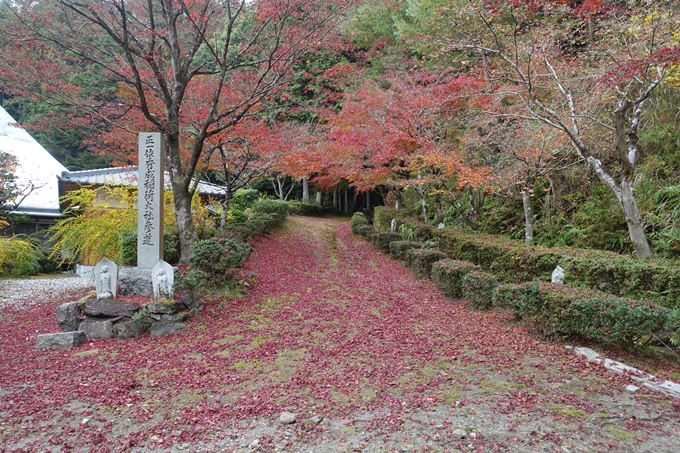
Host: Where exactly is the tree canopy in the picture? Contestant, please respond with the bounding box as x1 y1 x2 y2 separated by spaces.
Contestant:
2 0 680 259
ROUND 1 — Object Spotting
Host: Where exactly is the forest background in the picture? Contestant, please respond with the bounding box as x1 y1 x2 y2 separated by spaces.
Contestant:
0 0 679 262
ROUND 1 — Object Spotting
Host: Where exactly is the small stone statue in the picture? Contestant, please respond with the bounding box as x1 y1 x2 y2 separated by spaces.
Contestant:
94 258 118 300
152 260 174 299
99 266 113 299
157 269 170 297
390 218 397 232
551 265 565 284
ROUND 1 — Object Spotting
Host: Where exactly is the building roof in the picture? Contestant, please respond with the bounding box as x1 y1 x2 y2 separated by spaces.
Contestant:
58 166 227 196
0 105 68 217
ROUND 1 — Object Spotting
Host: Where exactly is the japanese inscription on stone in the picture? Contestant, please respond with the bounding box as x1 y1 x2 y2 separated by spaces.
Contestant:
137 132 164 268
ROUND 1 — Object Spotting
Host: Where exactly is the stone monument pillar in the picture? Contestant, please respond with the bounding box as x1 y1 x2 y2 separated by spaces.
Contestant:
137 132 164 269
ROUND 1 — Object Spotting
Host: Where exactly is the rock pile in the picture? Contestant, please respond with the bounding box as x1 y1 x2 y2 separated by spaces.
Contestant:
36 292 204 349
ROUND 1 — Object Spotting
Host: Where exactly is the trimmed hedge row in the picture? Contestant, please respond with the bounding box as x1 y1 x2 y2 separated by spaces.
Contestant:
389 240 424 260
350 212 371 234
426 221 680 308
495 282 670 348
373 206 408 231
431 259 481 298
221 199 289 243
407 248 447 277
369 231 403 253
288 201 334 217
436 264 675 348
351 211 680 349
462 271 499 310
352 211 680 349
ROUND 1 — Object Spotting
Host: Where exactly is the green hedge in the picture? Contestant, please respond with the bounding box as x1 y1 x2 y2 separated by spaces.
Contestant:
369 231 402 253
252 199 289 221
667 308 680 347
373 206 407 231
288 201 333 217
351 212 370 234
503 283 669 348
396 217 434 241
492 282 540 311
357 224 375 237
462 270 499 310
389 241 423 260
177 237 253 291
431 259 481 298
407 248 447 277
431 225 680 308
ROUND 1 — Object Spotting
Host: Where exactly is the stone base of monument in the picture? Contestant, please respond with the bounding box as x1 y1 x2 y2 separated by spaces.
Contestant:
37 292 204 349
118 267 154 296
118 267 179 296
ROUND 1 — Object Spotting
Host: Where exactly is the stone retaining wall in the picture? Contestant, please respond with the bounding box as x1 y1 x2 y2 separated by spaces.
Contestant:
36 292 204 349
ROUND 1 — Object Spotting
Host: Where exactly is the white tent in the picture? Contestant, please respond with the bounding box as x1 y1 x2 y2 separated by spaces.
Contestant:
0 105 67 219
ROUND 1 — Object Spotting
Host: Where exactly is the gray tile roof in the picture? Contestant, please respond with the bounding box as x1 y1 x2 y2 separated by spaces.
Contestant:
58 166 227 196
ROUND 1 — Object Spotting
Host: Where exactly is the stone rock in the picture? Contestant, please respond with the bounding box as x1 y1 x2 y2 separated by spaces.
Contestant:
80 320 114 339
181 291 205 311
160 312 190 323
149 322 187 337
118 267 153 296
452 429 467 439
572 346 680 399
279 411 297 425
146 301 184 314
56 302 82 332
114 320 147 339
551 265 565 284
36 331 86 349
309 415 324 426
83 299 141 318
390 218 397 232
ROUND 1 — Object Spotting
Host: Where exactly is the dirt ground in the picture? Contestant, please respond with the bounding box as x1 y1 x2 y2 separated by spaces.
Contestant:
1 216 679 453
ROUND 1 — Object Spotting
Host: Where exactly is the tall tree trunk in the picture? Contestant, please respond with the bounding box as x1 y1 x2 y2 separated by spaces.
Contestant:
315 191 322 205
333 189 338 210
522 188 534 245
220 184 233 232
435 193 444 225
302 177 309 202
620 178 652 258
344 190 348 213
278 176 285 200
418 174 428 222
167 136 198 263
468 187 478 230
420 196 428 222
365 191 370 210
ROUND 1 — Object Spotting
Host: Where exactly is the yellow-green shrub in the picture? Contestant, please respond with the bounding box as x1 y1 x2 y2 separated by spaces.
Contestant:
50 186 183 265
0 237 41 276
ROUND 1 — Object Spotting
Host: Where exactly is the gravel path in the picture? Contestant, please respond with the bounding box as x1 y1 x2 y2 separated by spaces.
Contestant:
0 274 94 310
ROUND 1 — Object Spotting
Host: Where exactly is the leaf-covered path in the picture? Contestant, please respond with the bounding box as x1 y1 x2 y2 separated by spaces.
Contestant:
1 216 680 452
